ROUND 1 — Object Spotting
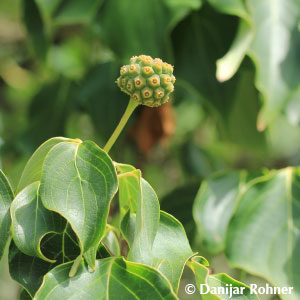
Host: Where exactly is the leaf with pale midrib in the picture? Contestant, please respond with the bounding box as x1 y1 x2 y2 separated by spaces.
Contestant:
0 170 14 260
34 257 178 300
127 177 161 266
153 211 194 292
118 164 193 292
40 140 118 268
122 210 194 293
117 163 159 263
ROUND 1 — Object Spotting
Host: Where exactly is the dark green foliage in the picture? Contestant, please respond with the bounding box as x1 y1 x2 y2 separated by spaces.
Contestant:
1 0 300 299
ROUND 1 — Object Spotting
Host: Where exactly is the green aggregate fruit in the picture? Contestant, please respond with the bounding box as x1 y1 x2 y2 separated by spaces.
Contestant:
116 55 175 107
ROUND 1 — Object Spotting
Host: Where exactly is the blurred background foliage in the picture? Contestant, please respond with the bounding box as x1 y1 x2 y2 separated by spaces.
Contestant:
0 0 300 299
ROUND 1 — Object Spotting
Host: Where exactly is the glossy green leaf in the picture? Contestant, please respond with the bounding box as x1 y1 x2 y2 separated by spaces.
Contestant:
34 257 178 300
127 177 161 266
152 211 194 292
119 165 193 292
193 172 246 254
21 0 48 60
188 256 259 300
226 168 300 299
17 137 71 193
11 182 65 262
0 170 14 260
40 140 118 268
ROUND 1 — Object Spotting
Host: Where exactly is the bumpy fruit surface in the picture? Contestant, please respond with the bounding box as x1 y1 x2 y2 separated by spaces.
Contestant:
116 55 175 107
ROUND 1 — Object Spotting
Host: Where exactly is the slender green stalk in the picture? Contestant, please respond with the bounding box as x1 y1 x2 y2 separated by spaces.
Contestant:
104 98 139 153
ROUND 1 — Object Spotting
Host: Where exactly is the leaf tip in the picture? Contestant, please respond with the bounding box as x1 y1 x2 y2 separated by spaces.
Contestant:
73 138 82 144
69 254 83 277
216 59 235 82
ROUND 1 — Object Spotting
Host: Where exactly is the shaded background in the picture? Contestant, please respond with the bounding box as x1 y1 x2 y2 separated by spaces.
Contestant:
0 0 300 299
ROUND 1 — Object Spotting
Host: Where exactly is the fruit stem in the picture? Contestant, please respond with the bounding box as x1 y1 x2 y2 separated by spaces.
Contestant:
104 98 139 153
